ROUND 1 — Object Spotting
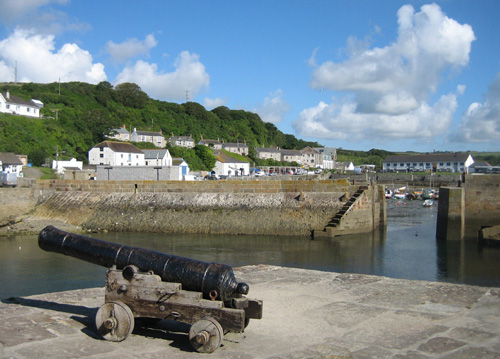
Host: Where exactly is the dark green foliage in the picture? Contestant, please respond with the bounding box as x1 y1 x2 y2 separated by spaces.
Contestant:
113 83 148 109
194 145 217 171
0 81 321 168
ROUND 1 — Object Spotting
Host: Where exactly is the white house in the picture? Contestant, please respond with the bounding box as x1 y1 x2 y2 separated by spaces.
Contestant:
88 141 145 166
255 147 281 161
223 141 249 156
143 149 172 167
51 158 83 174
314 147 336 169
213 151 250 177
168 135 195 148
0 90 43 118
172 158 190 180
0 152 23 174
383 153 474 173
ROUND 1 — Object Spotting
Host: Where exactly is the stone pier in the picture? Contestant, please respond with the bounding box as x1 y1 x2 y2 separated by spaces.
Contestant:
437 175 500 240
1 266 499 358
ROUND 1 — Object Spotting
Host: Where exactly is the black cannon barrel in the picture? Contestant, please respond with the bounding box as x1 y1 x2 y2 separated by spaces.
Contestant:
38 225 249 301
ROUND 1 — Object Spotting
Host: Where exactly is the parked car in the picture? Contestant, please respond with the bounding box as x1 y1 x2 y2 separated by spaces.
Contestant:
254 171 265 177
0 172 18 187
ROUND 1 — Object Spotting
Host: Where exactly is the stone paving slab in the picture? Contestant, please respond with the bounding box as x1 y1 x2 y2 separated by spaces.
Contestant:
1 265 499 359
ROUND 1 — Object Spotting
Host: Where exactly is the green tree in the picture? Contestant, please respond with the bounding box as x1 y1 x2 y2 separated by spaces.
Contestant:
114 83 149 109
194 145 216 171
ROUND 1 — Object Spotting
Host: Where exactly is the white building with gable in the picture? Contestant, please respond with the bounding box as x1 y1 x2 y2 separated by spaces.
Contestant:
88 141 145 166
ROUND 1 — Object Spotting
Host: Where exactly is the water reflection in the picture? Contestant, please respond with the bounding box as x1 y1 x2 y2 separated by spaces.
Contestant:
1 200 500 300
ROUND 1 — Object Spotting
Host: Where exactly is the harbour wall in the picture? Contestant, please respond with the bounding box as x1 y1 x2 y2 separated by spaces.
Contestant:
17 178 385 236
437 175 500 240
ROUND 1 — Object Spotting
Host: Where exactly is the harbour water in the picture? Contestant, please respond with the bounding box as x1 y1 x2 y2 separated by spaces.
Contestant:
1 199 500 300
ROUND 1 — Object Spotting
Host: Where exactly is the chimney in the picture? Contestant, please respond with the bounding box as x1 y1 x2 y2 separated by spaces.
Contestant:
6 90 10 99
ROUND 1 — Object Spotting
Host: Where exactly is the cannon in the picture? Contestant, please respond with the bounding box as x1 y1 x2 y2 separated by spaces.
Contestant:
38 225 263 353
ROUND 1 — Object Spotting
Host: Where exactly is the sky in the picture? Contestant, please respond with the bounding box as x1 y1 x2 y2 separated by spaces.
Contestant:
0 0 499 153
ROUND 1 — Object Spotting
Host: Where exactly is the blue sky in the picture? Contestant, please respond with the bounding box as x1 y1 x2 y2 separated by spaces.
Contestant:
0 1 499 152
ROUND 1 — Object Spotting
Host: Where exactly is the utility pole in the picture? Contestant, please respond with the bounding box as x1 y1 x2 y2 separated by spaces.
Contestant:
186 90 190 102
14 61 17 84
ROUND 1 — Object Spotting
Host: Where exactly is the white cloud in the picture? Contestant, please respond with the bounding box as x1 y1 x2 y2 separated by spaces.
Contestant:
106 34 158 64
253 89 290 124
114 51 209 101
0 27 106 83
451 73 500 143
294 92 458 141
297 3 475 143
203 97 227 109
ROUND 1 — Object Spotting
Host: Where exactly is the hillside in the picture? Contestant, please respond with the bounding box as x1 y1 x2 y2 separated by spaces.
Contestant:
0 81 321 169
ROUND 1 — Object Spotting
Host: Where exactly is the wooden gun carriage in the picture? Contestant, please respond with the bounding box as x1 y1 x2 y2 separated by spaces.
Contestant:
38 226 263 353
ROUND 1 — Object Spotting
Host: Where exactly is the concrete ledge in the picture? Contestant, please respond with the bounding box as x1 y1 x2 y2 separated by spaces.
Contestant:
1 266 499 358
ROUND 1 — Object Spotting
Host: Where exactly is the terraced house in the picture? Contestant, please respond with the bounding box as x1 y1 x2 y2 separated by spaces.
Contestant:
383 153 474 173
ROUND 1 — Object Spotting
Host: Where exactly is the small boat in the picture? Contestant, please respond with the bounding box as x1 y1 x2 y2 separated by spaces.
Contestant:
422 189 438 200
423 199 434 207
393 192 406 199
385 188 393 199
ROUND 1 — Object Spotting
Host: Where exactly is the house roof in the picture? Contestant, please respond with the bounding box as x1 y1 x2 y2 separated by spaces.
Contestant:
223 142 248 148
143 149 170 159
0 152 23 165
1 92 42 108
384 153 472 163
111 127 130 134
314 147 336 156
255 147 280 153
169 136 194 141
135 130 163 136
281 149 301 156
215 152 249 164
92 141 143 154
199 139 221 145
300 147 320 154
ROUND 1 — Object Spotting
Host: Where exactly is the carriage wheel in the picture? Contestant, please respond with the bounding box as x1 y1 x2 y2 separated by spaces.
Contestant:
95 301 135 342
189 317 224 353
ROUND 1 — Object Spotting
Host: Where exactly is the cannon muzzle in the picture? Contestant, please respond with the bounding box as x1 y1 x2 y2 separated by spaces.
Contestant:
38 225 249 301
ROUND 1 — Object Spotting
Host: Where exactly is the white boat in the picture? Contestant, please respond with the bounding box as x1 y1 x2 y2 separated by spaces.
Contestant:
385 188 393 199
423 199 434 207
393 192 405 199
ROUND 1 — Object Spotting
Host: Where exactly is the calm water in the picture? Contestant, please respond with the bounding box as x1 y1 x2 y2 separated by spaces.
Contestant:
1 200 500 300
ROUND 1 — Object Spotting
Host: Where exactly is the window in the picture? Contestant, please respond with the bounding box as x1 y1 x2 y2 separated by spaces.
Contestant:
100 154 104 158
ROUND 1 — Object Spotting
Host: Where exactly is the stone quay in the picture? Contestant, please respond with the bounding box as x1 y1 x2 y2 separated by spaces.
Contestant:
1 265 499 358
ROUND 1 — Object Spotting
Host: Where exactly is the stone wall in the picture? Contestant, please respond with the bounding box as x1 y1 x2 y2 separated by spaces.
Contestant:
23 178 385 237
96 165 181 181
437 175 500 240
